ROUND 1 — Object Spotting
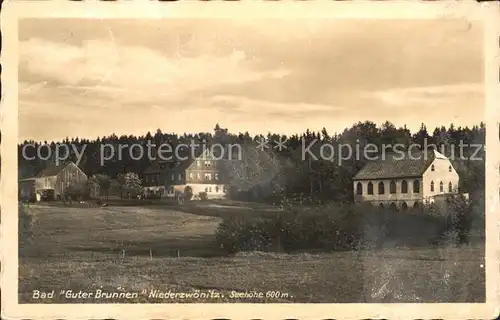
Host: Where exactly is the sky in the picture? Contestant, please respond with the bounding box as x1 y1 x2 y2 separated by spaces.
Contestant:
18 18 484 142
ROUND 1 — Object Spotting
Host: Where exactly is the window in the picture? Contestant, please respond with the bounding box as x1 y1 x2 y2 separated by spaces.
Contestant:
448 182 453 193
448 165 452 172
215 186 219 192
204 173 211 180
209 187 212 192
189 172 193 179
204 160 211 167
223 185 228 193
378 181 385 195
390 181 397 194
367 182 374 195
356 182 363 195
178 173 182 180
171 173 175 181
197 173 201 179
440 181 444 193
413 180 420 193
205 187 208 192
431 164 435 171
430 181 434 192
401 180 408 194
214 173 219 180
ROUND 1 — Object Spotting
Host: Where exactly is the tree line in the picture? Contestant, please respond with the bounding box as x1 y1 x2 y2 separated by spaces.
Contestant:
17 121 485 204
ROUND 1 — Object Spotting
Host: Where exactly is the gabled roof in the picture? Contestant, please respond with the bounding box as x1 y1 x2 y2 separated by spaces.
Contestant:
353 149 443 180
143 145 228 174
36 164 68 177
143 161 171 174
174 146 227 171
19 161 82 181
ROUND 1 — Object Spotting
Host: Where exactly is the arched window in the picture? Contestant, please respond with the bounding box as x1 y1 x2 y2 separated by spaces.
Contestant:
413 180 420 193
356 182 363 195
390 180 396 194
448 182 453 193
448 165 452 172
390 203 397 210
367 182 374 195
401 202 408 210
414 201 420 209
431 164 435 171
430 181 435 192
401 180 408 194
379 203 385 209
439 181 444 193
378 181 385 194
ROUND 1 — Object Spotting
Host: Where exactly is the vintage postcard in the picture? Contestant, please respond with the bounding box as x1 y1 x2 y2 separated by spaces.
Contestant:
1 0 500 319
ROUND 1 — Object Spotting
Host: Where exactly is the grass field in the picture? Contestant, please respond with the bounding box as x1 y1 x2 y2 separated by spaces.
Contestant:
19 204 485 303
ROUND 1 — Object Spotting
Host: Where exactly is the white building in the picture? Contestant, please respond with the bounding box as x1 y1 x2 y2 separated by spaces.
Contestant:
353 149 466 209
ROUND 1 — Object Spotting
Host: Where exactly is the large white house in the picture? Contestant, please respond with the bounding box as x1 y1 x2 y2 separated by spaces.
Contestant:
142 147 230 200
353 149 466 209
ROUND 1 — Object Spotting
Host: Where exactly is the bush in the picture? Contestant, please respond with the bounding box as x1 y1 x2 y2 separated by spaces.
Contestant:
216 215 273 253
440 194 483 245
64 181 91 201
198 191 208 201
184 186 193 201
19 203 35 248
216 204 359 254
215 202 456 254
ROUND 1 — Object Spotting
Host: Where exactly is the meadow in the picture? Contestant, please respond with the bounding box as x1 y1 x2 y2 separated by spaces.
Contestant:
18 203 485 303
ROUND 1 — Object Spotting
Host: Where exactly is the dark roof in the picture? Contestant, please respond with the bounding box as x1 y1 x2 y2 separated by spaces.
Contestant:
36 166 65 177
353 149 437 180
35 162 75 178
143 161 170 174
19 162 81 181
175 145 229 171
143 145 229 174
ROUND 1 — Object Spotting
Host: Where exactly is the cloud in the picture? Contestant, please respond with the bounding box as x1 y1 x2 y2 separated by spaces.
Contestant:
369 83 484 107
209 94 343 117
19 38 291 104
17 19 484 141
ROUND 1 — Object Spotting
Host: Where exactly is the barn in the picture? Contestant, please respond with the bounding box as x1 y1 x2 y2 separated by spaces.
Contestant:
19 162 88 201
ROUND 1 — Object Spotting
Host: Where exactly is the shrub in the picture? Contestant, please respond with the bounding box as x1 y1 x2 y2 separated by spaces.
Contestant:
184 186 193 201
216 215 276 253
64 181 91 201
198 191 208 201
215 202 454 254
19 203 35 248
440 194 482 245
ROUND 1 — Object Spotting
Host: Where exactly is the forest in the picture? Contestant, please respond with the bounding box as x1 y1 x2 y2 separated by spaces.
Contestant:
17 121 485 205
